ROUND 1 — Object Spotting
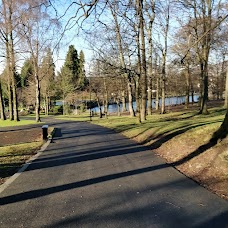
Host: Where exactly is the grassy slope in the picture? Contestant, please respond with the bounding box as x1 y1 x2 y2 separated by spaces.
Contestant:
58 108 228 199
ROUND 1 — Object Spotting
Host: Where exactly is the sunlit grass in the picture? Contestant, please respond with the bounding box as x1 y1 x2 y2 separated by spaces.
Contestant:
0 141 43 179
0 141 43 157
0 119 40 128
56 107 226 145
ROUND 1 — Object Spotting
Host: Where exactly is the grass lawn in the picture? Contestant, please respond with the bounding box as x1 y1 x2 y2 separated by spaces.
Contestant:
0 119 41 128
0 124 53 184
57 107 226 142
0 141 43 183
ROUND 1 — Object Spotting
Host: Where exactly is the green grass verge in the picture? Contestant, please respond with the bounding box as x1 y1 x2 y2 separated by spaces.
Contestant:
0 119 40 127
56 107 226 145
0 141 43 180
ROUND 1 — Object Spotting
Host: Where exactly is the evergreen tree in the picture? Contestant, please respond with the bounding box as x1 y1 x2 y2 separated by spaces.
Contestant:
40 48 55 115
78 50 88 89
58 45 79 114
64 45 79 86
57 46 89 114
20 58 34 87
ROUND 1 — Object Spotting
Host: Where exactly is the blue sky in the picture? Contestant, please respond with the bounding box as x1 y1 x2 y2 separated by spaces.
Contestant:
51 0 95 73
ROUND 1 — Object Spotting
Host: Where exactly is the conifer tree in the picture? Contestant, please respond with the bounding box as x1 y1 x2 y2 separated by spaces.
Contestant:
58 45 79 114
78 50 88 89
40 48 55 115
20 58 34 87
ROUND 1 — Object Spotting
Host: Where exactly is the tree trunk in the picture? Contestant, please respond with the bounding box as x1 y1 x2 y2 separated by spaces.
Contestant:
139 0 147 121
190 79 194 104
213 67 228 139
63 98 66 115
185 66 190 109
147 80 152 115
117 99 121 116
160 3 169 114
135 76 140 114
10 55 19 121
121 91 127 112
3 0 12 120
11 80 19 121
110 4 134 117
134 21 141 119
35 74 41 122
161 77 166 114
155 76 160 110
194 0 211 114
7 82 13 120
212 110 228 141
224 67 228 108
103 77 108 118
6 39 13 120
96 98 102 118
5 32 13 120
0 81 6 120
146 26 152 116
199 61 209 114
45 95 49 115
161 51 166 114
128 81 135 117
8 1 19 121
145 0 155 116
198 80 203 107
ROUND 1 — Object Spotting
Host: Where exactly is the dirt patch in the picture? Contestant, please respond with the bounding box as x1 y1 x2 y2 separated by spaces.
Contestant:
154 126 228 200
0 128 42 146
0 127 43 185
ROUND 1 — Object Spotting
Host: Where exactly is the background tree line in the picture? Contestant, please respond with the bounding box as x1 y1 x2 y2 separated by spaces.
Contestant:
0 0 87 121
0 0 228 140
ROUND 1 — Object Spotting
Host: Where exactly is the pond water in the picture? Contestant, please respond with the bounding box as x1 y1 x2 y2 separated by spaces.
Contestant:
91 95 199 113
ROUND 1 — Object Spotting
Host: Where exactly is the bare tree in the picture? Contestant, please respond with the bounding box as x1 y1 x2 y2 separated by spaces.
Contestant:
0 0 20 121
18 1 59 122
137 0 147 121
144 0 155 115
0 79 6 120
158 0 170 114
225 66 228 109
108 1 135 117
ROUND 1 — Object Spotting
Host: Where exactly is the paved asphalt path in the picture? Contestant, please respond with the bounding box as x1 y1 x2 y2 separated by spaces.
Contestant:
0 119 228 228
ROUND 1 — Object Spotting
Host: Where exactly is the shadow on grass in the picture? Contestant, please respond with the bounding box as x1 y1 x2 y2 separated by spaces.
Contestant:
171 140 217 166
0 163 23 179
141 120 221 148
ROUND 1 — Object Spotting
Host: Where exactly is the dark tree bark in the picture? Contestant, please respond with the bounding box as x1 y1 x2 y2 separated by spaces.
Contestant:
121 91 127 112
9 36 19 121
145 0 155 116
211 67 228 141
185 65 190 109
160 2 169 115
103 77 108 118
224 67 228 108
138 0 147 121
0 81 6 120
2 0 13 120
96 97 103 118
192 0 212 114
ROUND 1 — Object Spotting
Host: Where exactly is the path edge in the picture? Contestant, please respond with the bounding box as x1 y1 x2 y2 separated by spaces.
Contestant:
0 139 51 194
